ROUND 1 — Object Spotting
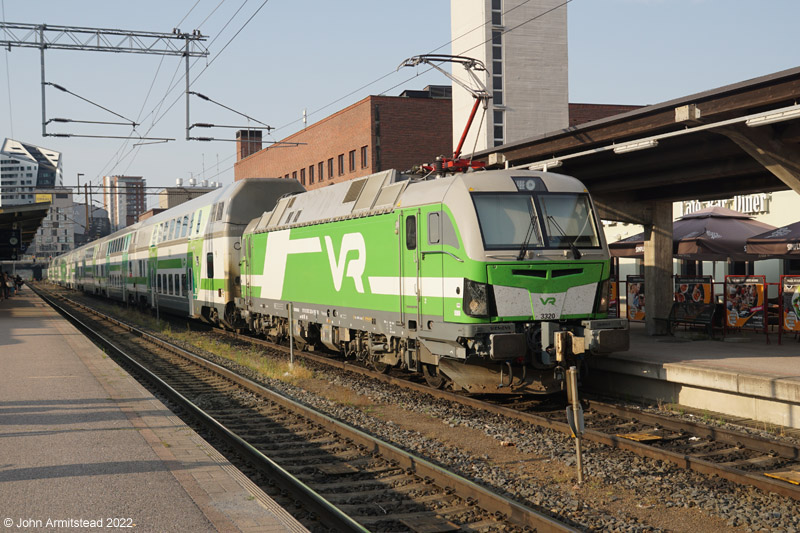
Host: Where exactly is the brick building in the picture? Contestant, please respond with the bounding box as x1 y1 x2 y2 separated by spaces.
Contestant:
234 92 640 189
234 87 453 189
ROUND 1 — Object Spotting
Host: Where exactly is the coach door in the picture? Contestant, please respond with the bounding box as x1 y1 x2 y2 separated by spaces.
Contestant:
399 210 421 330
419 209 444 329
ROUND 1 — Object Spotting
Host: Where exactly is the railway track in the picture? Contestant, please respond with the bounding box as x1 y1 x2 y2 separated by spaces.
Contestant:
206 313 800 502
34 284 578 532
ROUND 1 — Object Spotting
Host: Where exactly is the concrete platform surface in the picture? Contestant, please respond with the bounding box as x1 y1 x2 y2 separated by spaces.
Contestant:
588 322 800 429
0 290 307 533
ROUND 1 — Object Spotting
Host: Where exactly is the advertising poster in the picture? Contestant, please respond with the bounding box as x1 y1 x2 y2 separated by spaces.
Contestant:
609 278 618 318
674 276 713 304
782 276 800 333
672 276 714 325
627 275 645 321
725 275 766 329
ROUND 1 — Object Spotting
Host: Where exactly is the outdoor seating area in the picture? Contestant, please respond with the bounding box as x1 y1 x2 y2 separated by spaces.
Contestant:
609 208 800 344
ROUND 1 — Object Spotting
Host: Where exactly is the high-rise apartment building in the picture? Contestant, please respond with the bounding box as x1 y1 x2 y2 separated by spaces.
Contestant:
0 138 63 206
450 0 568 153
103 175 146 230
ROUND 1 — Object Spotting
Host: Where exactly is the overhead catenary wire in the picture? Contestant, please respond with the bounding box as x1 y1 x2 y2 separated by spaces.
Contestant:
271 0 572 135
102 0 269 181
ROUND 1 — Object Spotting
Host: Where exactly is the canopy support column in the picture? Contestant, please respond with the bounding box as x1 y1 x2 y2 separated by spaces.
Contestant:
643 201 673 335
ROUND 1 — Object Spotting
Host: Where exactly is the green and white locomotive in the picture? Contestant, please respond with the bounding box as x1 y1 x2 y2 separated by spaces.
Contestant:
49 168 628 394
238 168 627 393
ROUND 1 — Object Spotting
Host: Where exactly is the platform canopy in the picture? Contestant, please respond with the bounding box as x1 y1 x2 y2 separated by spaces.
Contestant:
0 201 51 260
610 207 776 261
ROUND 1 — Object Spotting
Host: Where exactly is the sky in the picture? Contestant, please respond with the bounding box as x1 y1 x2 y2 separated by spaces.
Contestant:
1 0 799 209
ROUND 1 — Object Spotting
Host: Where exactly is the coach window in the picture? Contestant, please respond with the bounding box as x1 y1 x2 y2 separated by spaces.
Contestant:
168 274 173 295
206 252 214 279
157 273 162 292
168 219 176 241
195 211 203 234
181 215 189 238
406 216 417 250
181 274 187 295
188 212 195 237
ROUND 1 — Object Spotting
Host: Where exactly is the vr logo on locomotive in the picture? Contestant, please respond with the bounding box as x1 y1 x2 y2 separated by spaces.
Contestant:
262 230 367 298
324 233 366 293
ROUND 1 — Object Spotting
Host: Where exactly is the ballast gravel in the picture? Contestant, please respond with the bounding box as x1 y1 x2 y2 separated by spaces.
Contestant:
171 336 800 533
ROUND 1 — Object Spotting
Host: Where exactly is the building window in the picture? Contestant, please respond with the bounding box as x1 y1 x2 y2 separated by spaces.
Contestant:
349 150 356 172
493 110 504 147
300 168 306 185
285 174 289 180
491 0 502 26
338 154 344 176
292 171 297 182
361 145 368 168
327 158 334 179
318 162 324 182
309 165 315 184
492 29 503 106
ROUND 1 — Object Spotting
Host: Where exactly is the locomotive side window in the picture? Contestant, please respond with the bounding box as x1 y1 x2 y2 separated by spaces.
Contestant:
428 213 440 245
405 216 417 250
206 253 214 279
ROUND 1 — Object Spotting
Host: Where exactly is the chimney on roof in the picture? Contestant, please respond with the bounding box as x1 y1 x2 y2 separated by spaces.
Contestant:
236 129 262 161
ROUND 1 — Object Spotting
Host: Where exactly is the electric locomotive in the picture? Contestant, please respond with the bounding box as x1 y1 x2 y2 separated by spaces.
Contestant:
237 168 628 394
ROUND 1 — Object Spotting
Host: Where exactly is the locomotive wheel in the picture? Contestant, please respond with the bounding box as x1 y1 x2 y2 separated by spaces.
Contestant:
422 364 446 389
371 360 392 374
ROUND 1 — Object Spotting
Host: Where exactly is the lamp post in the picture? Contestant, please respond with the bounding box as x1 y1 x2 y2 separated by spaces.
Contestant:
77 173 87 231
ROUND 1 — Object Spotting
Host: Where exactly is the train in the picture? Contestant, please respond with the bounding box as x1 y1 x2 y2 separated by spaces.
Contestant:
48 168 628 394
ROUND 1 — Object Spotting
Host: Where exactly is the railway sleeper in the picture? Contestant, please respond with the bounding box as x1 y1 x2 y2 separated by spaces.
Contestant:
321 483 433 503
308 474 412 491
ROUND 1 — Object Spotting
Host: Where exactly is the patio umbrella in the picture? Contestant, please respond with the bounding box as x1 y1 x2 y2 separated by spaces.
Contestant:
609 207 776 261
746 220 800 257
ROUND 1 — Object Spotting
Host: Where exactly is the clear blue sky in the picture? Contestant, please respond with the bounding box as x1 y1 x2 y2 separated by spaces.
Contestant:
2 0 798 207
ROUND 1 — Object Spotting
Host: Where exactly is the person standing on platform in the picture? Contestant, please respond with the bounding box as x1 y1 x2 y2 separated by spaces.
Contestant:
15 274 23 294
0 272 8 300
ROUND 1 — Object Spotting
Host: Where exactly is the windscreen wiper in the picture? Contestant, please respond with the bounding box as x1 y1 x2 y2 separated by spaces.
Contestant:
546 215 582 260
517 209 542 260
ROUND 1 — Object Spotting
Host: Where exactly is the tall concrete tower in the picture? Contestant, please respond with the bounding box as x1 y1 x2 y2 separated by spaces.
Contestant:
450 0 568 155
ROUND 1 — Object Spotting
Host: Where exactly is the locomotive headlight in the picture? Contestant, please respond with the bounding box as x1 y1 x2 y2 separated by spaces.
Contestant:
463 279 489 317
596 279 610 314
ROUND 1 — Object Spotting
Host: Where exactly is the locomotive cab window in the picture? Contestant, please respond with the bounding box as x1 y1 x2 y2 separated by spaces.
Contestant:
473 194 542 249
472 192 600 251
539 194 600 248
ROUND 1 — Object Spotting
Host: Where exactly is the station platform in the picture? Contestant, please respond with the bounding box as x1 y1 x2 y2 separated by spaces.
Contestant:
0 290 307 533
586 321 800 430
